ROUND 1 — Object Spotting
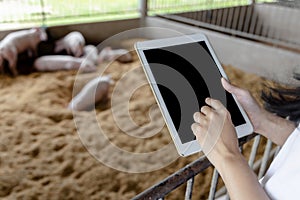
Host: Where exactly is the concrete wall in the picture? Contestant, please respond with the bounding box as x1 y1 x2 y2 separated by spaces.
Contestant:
0 18 141 44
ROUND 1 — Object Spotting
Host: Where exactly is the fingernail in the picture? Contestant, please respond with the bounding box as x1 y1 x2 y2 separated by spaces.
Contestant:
193 112 198 121
191 124 195 131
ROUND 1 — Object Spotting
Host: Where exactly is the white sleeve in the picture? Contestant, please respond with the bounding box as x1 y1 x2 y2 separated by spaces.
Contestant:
261 124 300 199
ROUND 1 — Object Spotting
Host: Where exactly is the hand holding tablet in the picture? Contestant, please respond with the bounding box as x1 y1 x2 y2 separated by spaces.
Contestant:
135 33 253 156
191 96 240 164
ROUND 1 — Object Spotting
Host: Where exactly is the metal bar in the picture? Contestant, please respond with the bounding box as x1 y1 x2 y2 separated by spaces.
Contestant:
258 139 273 179
260 5 270 37
248 5 258 34
254 8 264 36
139 0 148 19
266 4 276 40
274 146 281 157
243 5 253 33
221 8 229 28
237 6 246 31
202 10 208 23
40 0 46 26
226 7 234 28
232 6 241 30
211 9 218 25
253 147 277 172
196 10 202 21
192 11 197 22
184 177 194 200
215 186 227 198
208 168 219 200
132 155 211 200
273 6 283 42
248 135 261 168
216 8 223 26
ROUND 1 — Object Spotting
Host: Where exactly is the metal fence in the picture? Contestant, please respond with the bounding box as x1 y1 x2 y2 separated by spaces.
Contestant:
148 0 256 14
156 0 300 52
0 0 280 30
0 0 140 29
133 134 280 199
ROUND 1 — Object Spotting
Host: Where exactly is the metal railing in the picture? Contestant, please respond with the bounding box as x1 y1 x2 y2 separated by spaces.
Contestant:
0 0 279 30
155 1 300 52
0 0 140 29
133 134 279 199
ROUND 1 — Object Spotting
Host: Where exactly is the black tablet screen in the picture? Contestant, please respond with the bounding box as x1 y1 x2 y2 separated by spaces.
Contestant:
143 41 246 144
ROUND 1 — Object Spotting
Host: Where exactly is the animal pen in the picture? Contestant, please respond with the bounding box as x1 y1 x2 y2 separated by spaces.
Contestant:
1 0 300 199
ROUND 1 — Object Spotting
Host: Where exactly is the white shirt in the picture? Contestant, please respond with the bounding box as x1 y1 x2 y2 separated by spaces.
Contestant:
261 125 300 200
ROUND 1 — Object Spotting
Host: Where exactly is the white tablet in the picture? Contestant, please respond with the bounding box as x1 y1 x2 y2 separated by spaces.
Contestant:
135 33 253 157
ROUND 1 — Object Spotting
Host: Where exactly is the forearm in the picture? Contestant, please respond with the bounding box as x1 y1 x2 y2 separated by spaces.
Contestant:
258 110 296 146
217 153 270 200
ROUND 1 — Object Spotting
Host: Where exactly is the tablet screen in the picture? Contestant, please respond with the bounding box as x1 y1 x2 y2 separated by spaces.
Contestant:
143 41 246 144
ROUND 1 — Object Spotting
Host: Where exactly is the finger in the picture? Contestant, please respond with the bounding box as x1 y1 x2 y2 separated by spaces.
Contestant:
222 77 249 98
193 112 207 124
191 123 202 137
221 77 236 94
191 123 200 135
205 98 225 110
191 122 209 148
200 105 212 116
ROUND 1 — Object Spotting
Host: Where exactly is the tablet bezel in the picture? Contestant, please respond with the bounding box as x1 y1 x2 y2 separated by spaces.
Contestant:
135 33 253 156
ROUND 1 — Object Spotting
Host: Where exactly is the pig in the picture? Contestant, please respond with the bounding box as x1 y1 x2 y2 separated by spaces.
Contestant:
97 47 133 64
54 31 85 57
33 55 96 73
83 45 98 65
68 75 112 111
0 27 47 76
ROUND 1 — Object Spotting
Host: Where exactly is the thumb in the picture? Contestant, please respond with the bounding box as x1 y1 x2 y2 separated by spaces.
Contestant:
221 77 236 94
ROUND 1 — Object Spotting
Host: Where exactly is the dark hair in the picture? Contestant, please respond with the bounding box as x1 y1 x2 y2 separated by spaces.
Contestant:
261 73 300 125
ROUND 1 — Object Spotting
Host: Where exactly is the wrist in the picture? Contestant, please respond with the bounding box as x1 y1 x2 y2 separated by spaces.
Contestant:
257 111 296 145
211 150 244 173
216 152 246 177
255 109 271 134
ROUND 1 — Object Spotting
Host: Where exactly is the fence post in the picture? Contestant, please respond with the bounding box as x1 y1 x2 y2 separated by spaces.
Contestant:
139 0 148 19
40 0 46 26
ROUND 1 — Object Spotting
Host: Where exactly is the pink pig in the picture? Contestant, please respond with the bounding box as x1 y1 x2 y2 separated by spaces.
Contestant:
33 55 96 73
68 75 112 111
54 31 85 57
0 27 47 76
